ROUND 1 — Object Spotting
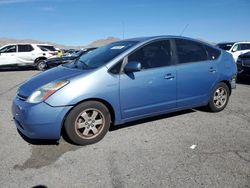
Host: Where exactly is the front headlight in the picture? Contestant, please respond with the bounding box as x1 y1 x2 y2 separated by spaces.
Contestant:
27 80 69 103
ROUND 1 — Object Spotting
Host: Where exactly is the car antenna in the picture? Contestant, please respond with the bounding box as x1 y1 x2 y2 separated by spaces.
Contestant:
122 21 125 39
180 24 189 36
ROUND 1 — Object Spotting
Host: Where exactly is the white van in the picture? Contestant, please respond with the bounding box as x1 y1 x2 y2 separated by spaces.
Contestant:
0 44 57 70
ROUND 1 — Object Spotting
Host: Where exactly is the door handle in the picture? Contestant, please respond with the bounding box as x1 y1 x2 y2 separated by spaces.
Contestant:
164 74 175 80
209 67 216 73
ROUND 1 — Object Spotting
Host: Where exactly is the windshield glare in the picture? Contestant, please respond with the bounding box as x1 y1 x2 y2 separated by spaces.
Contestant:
64 41 138 69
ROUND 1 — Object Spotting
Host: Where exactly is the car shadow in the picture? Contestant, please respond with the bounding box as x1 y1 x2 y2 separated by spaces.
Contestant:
17 129 59 145
17 109 196 146
237 76 250 85
0 66 37 72
110 109 195 131
14 108 198 169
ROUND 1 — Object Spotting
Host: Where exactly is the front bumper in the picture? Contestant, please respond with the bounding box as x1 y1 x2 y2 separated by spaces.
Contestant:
12 96 72 140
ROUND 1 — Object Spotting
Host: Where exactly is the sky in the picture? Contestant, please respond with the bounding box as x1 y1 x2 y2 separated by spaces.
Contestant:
0 0 249 46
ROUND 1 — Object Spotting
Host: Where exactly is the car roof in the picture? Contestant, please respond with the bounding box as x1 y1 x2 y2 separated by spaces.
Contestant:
116 35 217 49
1 43 54 46
217 41 250 45
118 35 212 44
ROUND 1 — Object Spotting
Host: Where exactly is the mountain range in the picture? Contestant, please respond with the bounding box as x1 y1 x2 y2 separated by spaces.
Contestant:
0 37 119 49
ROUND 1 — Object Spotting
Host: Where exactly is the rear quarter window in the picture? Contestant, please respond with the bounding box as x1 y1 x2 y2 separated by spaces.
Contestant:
203 45 221 60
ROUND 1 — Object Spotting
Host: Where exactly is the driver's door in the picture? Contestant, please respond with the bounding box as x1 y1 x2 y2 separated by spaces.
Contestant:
119 40 177 120
0 45 17 66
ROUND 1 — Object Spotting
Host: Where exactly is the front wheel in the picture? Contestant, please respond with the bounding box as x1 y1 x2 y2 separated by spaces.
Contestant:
207 82 230 112
64 101 111 145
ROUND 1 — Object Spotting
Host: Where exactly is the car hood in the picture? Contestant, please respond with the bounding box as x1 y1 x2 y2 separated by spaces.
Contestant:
18 66 90 98
47 56 77 62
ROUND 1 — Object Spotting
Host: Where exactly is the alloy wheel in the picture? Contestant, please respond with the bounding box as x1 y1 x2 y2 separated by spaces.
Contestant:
213 87 228 108
74 108 105 139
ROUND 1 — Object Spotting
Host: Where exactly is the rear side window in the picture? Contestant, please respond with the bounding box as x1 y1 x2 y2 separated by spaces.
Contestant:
175 39 207 64
128 40 172 69
38 45 56 51
204 45 221 60
18 44 34 52
240 43 250 50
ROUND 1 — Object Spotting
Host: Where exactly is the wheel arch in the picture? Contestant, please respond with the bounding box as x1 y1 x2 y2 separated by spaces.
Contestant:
61 98 116 135
35 56 47 64
220 80 232 95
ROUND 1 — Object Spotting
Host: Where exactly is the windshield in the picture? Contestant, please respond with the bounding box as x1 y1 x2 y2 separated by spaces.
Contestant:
64 41 138 69
216 43 234 51
73 50 86 56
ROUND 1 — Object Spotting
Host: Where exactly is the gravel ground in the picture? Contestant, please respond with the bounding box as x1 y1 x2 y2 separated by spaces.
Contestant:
0 69 249 188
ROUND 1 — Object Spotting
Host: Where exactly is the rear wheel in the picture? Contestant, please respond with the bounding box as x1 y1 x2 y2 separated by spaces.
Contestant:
36 60 47 71
64 101 111 145
207 82 230 112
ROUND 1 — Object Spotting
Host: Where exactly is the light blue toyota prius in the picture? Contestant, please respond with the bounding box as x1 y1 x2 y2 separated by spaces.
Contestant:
12 36 237 145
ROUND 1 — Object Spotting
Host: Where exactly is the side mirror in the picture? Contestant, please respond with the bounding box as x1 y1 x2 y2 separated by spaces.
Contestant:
124 61 142 73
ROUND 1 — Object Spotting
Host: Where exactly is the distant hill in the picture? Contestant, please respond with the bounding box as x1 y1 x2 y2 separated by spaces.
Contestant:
0 37 120 49
87 37 119 47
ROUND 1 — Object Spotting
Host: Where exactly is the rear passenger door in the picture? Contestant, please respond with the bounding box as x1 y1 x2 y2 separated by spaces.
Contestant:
174 39 220 107
16 44 35 65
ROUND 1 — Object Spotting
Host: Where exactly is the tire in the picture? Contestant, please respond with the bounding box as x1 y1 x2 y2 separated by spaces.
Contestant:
64 101 111 145
36 60 47 71
207 82 230 112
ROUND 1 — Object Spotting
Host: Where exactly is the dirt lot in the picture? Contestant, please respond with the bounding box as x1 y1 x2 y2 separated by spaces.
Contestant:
0 70 249 188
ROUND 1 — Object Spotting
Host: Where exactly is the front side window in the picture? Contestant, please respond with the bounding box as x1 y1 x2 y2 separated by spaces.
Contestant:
65 41 138 69
240 43 250 50
18 44 34 52
0 45 16 53
175 39 207 64
127 40 172 69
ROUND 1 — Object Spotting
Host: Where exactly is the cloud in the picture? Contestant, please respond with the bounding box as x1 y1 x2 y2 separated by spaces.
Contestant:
0 0 35 4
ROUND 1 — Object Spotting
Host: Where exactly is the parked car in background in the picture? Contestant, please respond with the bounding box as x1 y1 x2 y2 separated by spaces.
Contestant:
12 36 237 145
236 51 250 78
216 41 250 62
39 47 97 70
0 44 57 70
63 49 80 56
